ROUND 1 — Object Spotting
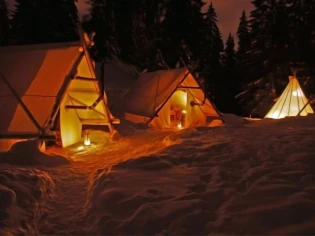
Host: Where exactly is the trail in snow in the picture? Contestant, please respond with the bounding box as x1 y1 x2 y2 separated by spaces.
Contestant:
38 131 174 235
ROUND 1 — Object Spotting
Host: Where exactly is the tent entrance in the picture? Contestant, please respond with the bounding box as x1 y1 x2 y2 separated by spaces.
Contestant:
169 89 188 128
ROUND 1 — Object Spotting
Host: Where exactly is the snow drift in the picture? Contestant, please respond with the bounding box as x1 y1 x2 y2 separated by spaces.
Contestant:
85 115 315 235
0 139 71 167
0 167 55 235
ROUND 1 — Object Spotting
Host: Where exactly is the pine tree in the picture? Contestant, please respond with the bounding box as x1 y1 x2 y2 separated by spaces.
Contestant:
220 33 242 114
202 2 224 101
248 0 290 77
236 10 250 72
161 0 205 68
224 34 236 71
204 3 223 71
59 0 79 41
0 0 9 45
11 0 79 44
237 11 250 53
126 0 163 69
286 0 315 64
86 0 118 60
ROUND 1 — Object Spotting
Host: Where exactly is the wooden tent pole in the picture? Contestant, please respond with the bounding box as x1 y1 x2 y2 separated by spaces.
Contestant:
45 52 85 129
0 73 43 133
76 23 116 134
297 97 314 116
179 58 224 123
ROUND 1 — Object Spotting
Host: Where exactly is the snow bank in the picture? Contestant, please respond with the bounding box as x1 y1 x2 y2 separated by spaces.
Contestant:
85 118 315 235
221 113 247 127
0 139 71 167
0 167 55 235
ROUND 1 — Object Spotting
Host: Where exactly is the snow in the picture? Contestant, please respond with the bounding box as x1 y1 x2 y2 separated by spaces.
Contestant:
1 115 315 234
0 139 71 167
0 167 54 235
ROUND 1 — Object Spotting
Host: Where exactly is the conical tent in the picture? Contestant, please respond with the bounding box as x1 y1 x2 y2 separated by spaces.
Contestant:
121 68 223 129
265 76 314 119
0 41 118 151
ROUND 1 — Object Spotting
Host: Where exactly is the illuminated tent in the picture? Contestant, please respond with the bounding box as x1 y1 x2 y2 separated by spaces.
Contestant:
121 68 223 129
0 41 118 151
265 76 314 119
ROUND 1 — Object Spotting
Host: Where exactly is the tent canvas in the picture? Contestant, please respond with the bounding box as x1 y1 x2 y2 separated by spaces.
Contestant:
121 68 223 129
265 76 314 119
0 41 118 151
95 60 137 115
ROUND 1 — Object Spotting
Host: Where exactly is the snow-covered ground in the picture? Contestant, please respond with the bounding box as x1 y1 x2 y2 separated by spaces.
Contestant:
1 115 315 235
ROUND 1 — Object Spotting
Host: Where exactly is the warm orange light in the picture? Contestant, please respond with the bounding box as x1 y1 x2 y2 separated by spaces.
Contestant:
84 133 91 146
177 122 182 129
77 146 84 151
182 110 187 114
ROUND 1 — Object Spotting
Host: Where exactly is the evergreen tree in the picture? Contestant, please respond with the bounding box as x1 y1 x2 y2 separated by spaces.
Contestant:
236 10 250 73
237 11 250 53
161 0 205 69
204 2 223 71
60 0 79 41
220 33 242 114
86 0 118 60
0 0 9 45
286 0 315 64
202 2 224 103
125 0 163 69
224 33 236 71
248 0 290 78
11 0 79 44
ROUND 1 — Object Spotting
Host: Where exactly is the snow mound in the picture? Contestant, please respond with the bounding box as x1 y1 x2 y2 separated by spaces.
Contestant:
85 124 315 235
221 113 246 127
0 139 71 167
251 114 315 128
115 119 150 136
0 167 55 235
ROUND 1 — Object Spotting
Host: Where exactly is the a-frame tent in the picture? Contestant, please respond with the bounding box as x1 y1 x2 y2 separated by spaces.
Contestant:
265 75 314 119
95 60 137 115
0 40 118 151
120 68 223 129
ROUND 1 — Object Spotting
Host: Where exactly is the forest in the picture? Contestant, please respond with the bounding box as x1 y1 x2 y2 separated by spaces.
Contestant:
0 0 314 117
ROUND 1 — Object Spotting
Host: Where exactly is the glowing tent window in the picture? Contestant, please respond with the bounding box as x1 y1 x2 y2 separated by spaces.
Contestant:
292 88 302 97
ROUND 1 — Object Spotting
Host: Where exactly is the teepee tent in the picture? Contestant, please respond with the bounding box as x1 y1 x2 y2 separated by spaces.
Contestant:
0 40 118 151
120 68 223 129
265 76 314 119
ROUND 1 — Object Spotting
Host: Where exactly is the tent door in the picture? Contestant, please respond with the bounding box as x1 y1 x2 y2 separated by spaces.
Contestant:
169 89 188 128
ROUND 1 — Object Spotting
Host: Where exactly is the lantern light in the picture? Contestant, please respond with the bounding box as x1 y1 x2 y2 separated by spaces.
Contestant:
177 122 182 129
182 110 187 114
84 133 91 146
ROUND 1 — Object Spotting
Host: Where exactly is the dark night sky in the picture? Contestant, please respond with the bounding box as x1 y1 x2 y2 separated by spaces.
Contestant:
7 0 253 41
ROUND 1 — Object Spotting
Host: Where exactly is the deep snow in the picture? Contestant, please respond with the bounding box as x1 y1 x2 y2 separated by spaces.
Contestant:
1 114 315 235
